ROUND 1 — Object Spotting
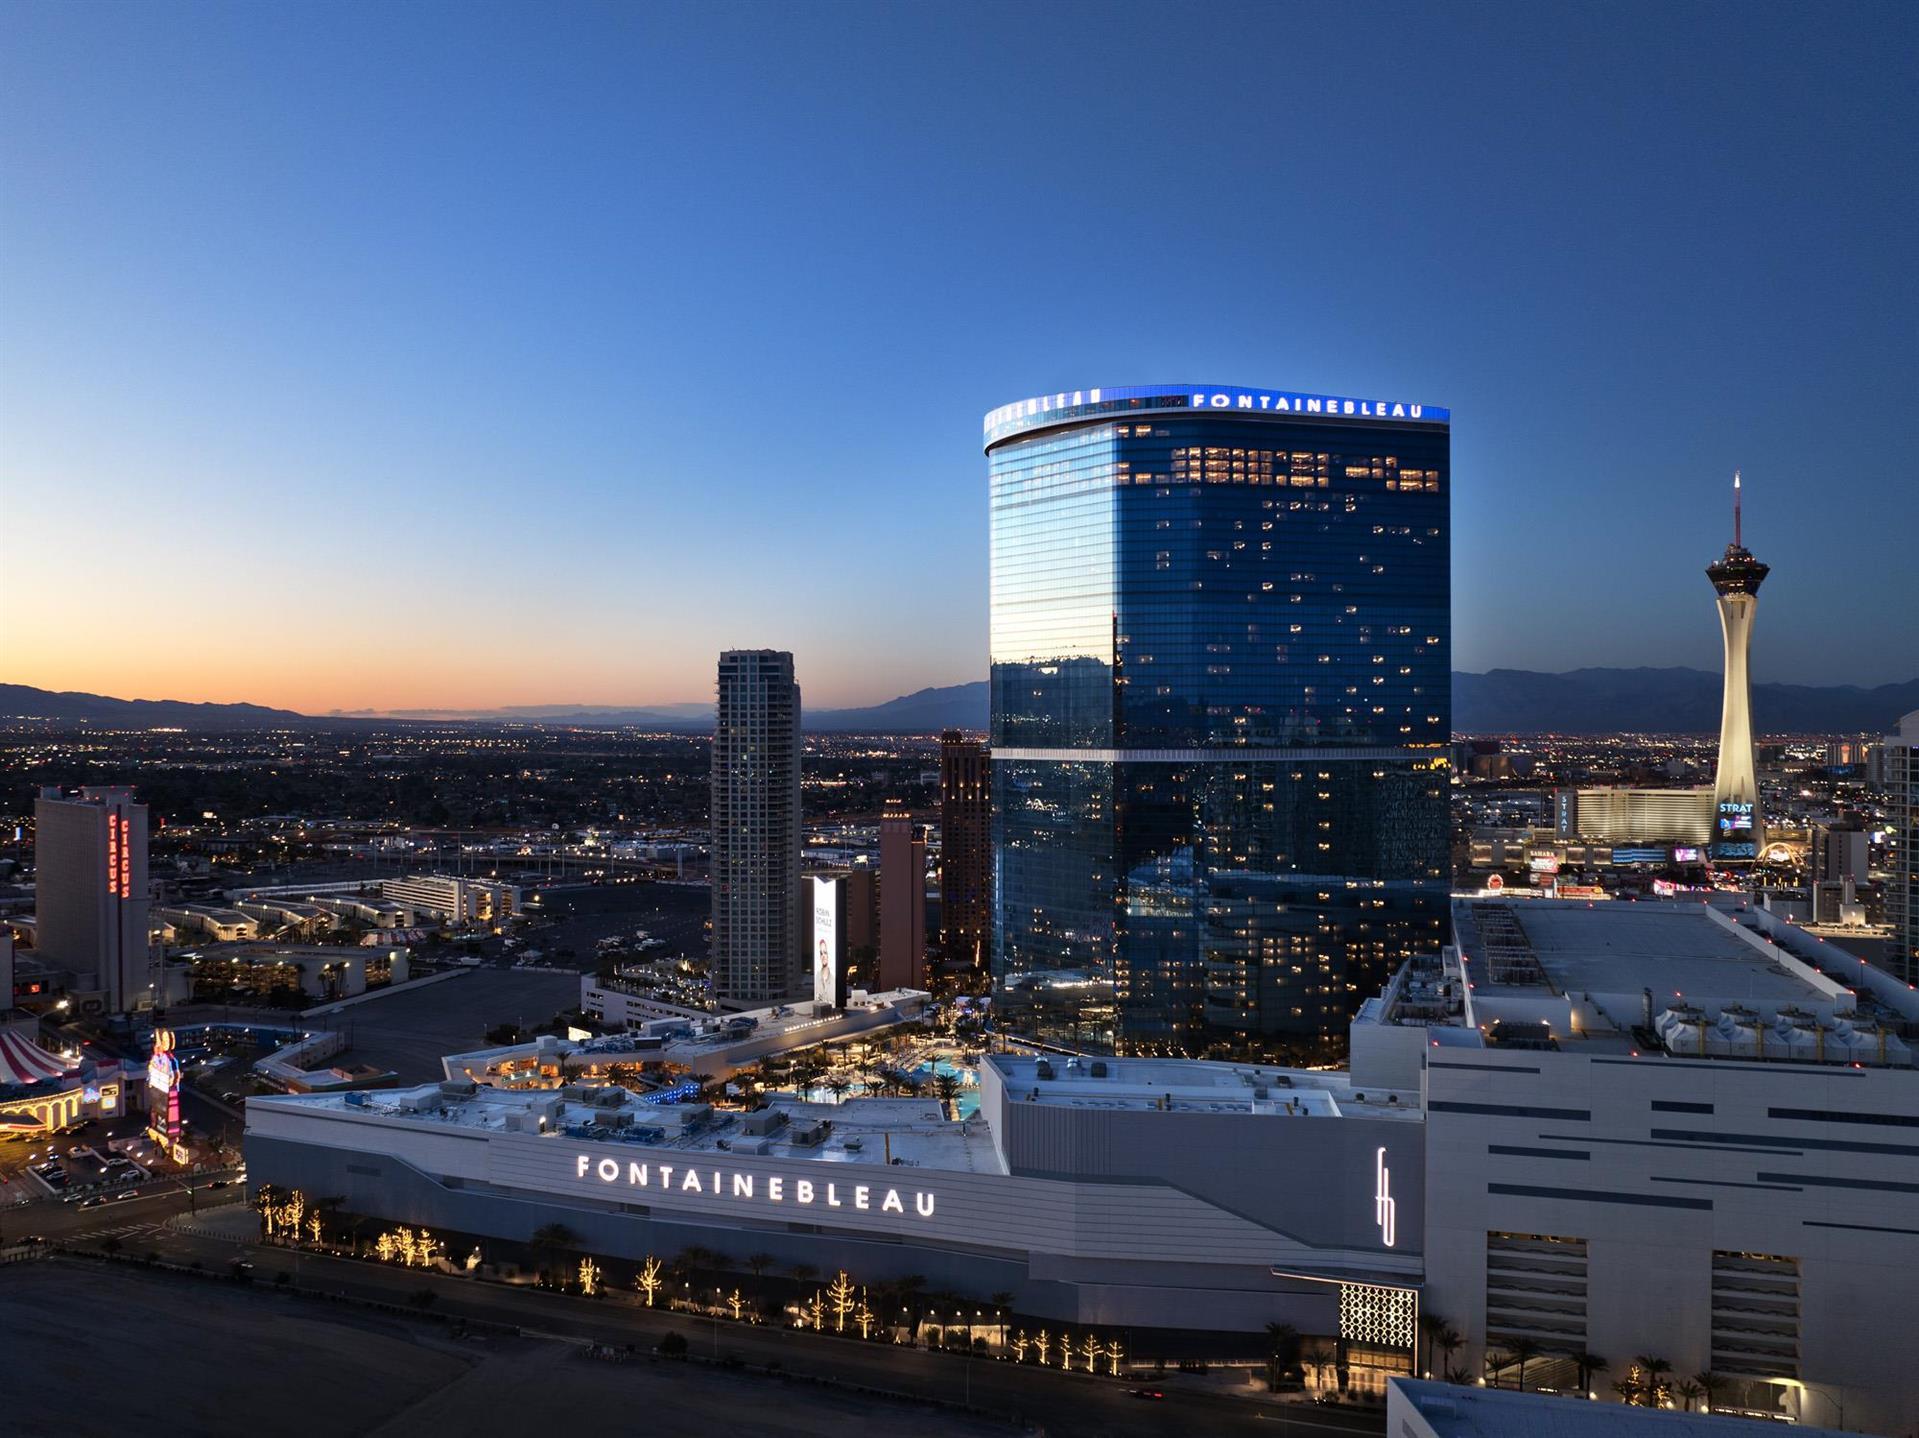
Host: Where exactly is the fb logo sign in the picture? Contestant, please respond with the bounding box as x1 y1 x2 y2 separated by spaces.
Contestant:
1374 1147 1396 1248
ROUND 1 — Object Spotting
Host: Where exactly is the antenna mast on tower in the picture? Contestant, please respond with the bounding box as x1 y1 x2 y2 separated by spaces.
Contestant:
1733 470 1742 548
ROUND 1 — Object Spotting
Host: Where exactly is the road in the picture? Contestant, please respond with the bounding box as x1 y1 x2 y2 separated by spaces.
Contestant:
21 1198 1387 1438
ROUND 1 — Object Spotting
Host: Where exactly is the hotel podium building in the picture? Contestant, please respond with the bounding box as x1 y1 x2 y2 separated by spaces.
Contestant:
246 897 1917 1429
985 385 1451 1055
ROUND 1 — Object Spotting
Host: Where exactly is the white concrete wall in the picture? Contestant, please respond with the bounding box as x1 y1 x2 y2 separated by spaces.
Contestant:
1422 1047 1918 1432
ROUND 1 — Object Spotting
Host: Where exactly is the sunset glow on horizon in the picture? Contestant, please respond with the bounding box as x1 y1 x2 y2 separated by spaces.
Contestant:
3 4 1914 711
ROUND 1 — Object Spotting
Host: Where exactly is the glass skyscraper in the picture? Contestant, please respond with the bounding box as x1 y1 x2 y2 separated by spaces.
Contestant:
986 385 1450 1058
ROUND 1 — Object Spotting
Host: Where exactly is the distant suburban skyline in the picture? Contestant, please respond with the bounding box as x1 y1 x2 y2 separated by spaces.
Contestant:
3 2 1915 713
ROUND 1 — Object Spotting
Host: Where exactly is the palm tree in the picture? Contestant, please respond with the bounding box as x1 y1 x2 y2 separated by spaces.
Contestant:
1571 1351 1609 1397
678 1244 718 1275
789 1261 818 1285
895 1273 928 1335
824 1076 854 1106
1634 1355 1673 1408
1691 1371 1721 1414
528 1223 580 1286
1302 1338 1338 1394
933 1072 961 1119
990 1291 1014 1352
745 1252 776 1280
1417 1312 1448 1377
1612 1376 1643 1405
1508 1336 1542 1393
1264 1321 1300 1391
1435 1324 1462 1379
1676 1379 1705 1412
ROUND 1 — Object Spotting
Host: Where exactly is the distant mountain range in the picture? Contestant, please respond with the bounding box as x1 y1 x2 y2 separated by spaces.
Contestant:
0 683 304 727
4 669 1912 735
1452 667 1919 735
0 681 992 733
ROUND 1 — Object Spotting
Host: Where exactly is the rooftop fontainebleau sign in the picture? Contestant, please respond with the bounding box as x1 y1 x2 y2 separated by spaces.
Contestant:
575 1153 936 1218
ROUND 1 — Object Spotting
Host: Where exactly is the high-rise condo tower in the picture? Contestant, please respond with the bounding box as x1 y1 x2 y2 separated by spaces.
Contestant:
711 650 805 1005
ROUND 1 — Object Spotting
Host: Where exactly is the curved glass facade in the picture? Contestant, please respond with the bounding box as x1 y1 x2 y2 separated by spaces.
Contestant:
989 393 1450 1057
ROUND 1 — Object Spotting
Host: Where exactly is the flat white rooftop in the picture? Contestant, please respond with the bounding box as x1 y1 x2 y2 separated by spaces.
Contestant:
263 1085 1005 1175
988 1053 1420 1119
1484 903 1819 1004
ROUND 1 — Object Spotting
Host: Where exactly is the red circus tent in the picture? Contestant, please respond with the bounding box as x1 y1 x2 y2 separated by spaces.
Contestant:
0 1028 73 1086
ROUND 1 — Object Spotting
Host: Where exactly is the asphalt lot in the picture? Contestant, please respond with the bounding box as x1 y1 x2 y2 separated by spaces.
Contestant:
525 879 709 965
0 1261 475 1438
0 1259 1013 1438
323 969 583 1081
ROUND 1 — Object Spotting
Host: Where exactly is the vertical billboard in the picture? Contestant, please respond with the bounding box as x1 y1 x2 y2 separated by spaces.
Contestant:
146 1027 185 1161
1713 800 1757 861
812 876 843 1009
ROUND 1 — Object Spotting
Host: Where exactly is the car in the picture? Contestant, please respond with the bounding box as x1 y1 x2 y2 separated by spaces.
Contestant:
1126 1388 1166 1400
114 1189 139 1201
204 1179 231 1189
78 1196 105 1209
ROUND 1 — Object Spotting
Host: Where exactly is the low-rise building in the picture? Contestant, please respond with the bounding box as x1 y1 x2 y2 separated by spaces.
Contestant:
169 943 409 1002
573 982 930 1079
156 904 259 943
380 875 520 925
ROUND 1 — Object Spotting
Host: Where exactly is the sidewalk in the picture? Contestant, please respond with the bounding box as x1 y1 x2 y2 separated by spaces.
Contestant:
166 1200 253 1241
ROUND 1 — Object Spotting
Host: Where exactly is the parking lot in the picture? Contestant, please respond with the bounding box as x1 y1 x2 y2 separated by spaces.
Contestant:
321 969 584 1082
516 880 708 966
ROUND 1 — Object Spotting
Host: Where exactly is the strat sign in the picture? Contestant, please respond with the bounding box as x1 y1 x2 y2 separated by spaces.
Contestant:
575 1153 936 1219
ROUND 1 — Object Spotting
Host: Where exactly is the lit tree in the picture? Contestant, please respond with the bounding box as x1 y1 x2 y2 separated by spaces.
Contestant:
1011 1331 1029 1363
253 1184 285 1238
728 1289 744 1321
1107 1338 1125 1376
826 1270 857 1332
305 1212 323 1247
1634 1355 1673 1408
406 1229 443 1268
376 1231 402 1263
855 1291 874 1339
1033 1331 1050 1366
1059 1331 1073 1369
807 1292 825 1331
578 1257 601 1296
1079 1333 1100 1372
636 1255 665 1307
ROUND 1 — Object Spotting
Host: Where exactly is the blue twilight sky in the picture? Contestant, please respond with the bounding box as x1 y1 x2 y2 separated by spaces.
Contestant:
3 1 1915 712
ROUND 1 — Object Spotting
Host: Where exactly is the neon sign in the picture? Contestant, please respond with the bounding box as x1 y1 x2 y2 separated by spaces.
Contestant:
146 1028 183 1157
1374 1146 1396 1248
984 383 1450 444
574 1153 936 1219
